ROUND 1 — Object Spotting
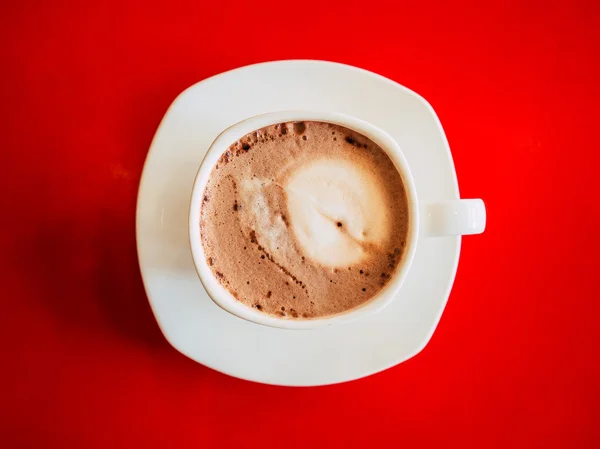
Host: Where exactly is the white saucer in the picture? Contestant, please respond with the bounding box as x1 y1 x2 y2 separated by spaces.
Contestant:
136 60 461 386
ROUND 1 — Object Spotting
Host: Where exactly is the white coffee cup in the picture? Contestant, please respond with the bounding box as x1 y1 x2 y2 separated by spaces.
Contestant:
189 111 486 330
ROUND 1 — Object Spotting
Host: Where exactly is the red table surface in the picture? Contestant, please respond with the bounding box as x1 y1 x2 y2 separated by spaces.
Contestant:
2 0 599 447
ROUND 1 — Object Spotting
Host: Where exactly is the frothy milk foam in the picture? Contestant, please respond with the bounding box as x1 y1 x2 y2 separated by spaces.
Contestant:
200 121 409 319
285 159 389 267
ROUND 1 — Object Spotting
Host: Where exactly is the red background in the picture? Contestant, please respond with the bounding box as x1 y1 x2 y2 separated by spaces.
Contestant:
2 0 599 447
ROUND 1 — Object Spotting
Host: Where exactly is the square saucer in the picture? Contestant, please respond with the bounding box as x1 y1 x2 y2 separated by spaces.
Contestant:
136 60 460 386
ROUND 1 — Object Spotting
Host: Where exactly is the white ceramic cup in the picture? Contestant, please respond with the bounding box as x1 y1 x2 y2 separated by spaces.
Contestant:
189 111 486 330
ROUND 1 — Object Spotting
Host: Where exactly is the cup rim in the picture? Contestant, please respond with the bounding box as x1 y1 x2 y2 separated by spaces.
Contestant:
189 110 420 329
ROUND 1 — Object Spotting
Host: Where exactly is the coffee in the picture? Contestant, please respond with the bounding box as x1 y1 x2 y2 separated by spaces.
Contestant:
199 121 409 319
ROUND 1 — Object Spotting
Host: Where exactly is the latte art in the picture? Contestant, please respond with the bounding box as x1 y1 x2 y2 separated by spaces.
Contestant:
285 158 390 267
199 121 409 319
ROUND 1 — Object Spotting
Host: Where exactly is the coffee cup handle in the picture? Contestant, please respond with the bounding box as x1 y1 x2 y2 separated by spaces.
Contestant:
419 199 486 238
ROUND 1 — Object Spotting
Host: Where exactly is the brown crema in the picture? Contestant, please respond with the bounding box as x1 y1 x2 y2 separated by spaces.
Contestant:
200 121 409 319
